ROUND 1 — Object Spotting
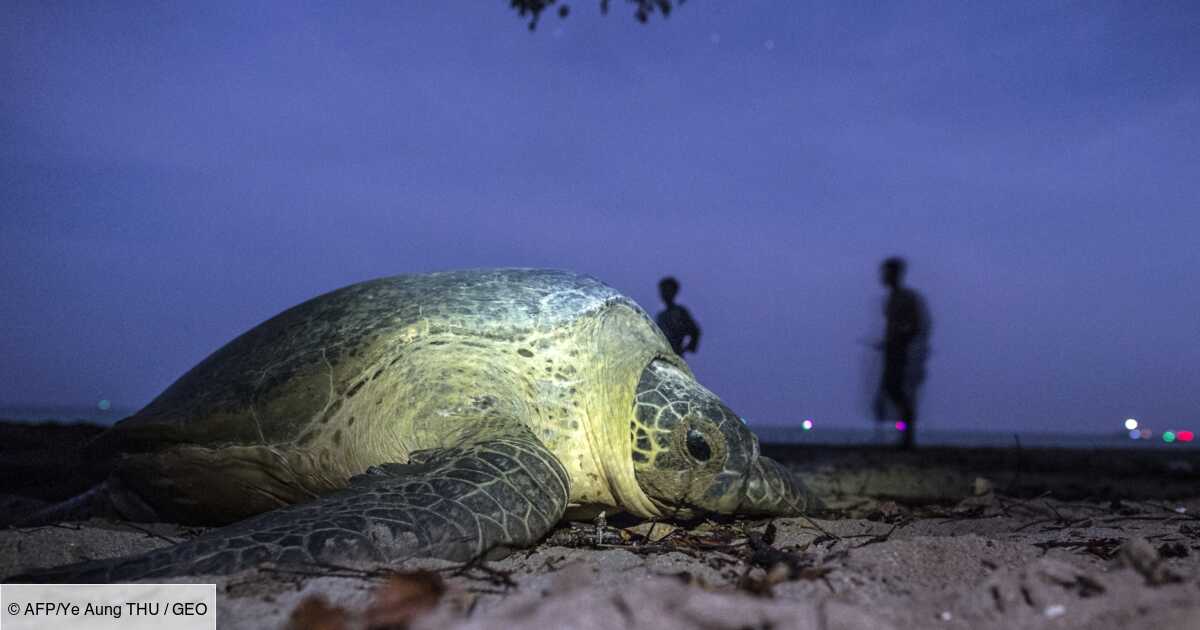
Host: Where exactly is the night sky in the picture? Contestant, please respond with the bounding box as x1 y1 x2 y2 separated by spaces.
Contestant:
3 2 1198 435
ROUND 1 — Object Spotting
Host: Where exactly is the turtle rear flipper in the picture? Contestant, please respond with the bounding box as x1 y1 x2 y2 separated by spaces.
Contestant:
13 477 162 527
7 430 570 583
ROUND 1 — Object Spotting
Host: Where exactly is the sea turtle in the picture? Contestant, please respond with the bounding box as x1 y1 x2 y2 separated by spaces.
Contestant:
13 269 808 582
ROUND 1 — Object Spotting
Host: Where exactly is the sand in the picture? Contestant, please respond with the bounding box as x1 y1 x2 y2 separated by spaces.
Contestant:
2 420 1198 629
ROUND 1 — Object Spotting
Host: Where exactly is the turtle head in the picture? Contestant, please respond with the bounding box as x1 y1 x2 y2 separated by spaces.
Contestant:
630 360 808 519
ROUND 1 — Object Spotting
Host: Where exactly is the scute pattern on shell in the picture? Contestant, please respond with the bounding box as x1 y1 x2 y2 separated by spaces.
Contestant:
123 269 626 446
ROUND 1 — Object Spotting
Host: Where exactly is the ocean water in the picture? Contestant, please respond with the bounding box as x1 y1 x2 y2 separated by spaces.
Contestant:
0 405 139 425
1 406 1195 450
753 424 1199 450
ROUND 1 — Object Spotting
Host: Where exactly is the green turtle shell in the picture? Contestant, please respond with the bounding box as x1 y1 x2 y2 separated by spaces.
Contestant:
91 268 685 523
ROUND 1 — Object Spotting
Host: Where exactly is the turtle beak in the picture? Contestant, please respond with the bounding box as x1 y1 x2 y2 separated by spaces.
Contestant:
738 456 809 516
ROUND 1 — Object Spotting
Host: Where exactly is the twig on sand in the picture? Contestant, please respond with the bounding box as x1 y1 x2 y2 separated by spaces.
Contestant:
258 561 406 581
1041 499 1067 523
14 523 84 533
1032 537 1123 560
851 523 899 549
643 492 689 545
257 556 517 593
1128 501 1200 522
935 510 1005 524
800 515 841 547
1098 515 1193 524
1011 518 1056 533
1000 492 1102 533
444 556 517 589
117 522 185 546
643 518 662 544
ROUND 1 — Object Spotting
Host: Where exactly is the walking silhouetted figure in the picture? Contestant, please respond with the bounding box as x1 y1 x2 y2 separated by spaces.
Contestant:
656 276 701 356
873 257 931 449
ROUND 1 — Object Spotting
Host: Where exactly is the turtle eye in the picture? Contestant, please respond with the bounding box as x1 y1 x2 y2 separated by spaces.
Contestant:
685 429 712 462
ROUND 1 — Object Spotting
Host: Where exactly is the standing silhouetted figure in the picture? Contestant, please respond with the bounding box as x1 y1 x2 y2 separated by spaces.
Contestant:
656 276 701 356
874 257 931 449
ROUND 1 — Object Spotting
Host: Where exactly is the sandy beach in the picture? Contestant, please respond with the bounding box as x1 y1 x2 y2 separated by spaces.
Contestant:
2 420 1198 629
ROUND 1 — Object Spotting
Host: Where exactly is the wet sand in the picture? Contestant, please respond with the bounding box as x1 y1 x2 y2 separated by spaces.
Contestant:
2 420 1198 629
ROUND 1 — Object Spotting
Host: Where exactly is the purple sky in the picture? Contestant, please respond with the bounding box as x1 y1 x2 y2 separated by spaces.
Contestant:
3 2 1198 434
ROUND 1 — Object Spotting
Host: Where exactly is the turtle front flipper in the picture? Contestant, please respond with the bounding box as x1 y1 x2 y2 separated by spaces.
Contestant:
7 432 570 583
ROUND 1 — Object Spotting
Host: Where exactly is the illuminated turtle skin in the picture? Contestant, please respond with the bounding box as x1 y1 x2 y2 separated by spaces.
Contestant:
11 269 808 582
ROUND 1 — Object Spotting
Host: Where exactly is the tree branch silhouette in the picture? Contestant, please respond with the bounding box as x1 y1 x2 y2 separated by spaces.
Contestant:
510 1 683 31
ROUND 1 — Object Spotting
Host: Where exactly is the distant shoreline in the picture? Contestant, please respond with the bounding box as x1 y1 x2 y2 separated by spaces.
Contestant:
1 411 1196 452
0 406 138 424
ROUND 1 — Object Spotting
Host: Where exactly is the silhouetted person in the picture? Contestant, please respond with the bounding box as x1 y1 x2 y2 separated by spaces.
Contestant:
874 257 931 449
656 276 701 356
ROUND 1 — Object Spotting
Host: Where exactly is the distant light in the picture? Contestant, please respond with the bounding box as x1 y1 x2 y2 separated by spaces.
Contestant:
895 420 907 432
1124 418 1139 431
1141 429 1153 439
1163 431 1176 443
1179 431 1194 443
97 399 111 411
1128 429 1141 440
801 419 814 431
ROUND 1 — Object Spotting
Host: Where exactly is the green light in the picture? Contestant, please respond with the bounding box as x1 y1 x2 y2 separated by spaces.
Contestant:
1163 431 1176 443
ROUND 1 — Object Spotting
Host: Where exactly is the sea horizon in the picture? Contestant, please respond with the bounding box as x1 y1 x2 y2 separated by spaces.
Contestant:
1 404 1194 451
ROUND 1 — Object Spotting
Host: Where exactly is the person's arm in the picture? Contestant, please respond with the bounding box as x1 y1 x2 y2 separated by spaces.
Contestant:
915 294 931 340
684 309 701 353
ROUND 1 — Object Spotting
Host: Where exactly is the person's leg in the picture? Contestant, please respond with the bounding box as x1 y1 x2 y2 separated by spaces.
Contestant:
884 383 914 449
883 348 915 449
896 392 915 449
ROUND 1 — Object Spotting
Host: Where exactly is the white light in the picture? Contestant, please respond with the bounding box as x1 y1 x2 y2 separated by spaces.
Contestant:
801 419 814 431
1124 418 1139 431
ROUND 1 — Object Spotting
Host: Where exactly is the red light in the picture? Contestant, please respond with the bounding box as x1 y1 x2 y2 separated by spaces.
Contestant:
1179 431 1194 443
